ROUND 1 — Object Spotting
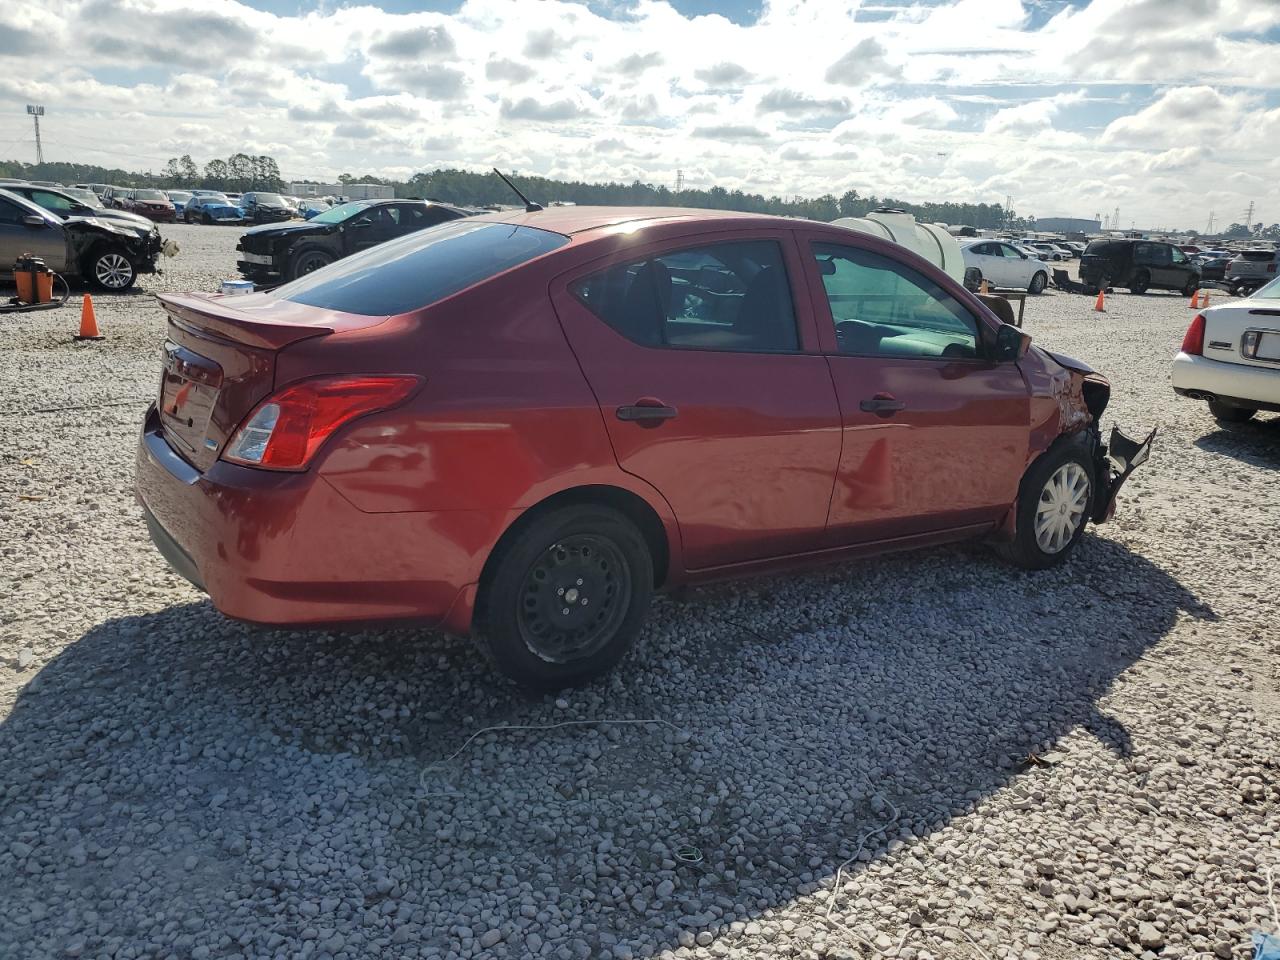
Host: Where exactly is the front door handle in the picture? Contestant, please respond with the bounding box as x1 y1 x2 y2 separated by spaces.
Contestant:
859 394 907 415
616 399 678 423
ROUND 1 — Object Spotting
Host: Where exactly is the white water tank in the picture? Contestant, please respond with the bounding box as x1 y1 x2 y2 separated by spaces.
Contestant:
831 209 964 282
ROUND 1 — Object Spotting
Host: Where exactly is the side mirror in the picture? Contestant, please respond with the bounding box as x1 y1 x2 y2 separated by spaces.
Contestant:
994 323 1031 362
22 214 46 228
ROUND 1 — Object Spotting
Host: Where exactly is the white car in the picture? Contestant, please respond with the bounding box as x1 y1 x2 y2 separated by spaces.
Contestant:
1172 277 1280 422
959 239 1049 294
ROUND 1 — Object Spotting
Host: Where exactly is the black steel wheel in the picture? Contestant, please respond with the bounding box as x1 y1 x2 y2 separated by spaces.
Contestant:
517 534 632 664
1129 270 1150 295
477 505 653 690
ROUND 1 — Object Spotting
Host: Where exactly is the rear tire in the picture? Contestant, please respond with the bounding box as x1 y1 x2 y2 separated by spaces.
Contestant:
1128 270 1150 295
1208 401 1256 423
994 442 1095 570
1028 272 1047 295
476 505 653 690
1182 278 1199 297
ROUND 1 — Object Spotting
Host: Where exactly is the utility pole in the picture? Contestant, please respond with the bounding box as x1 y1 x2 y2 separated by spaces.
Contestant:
1113 206 1120 233
26 105 44 164
1206 210 1215 235
674 169 684 193
1244 201 1255 232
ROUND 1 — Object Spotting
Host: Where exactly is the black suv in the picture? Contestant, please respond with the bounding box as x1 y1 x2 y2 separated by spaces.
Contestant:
236 198 472 283
1079 239 1200 295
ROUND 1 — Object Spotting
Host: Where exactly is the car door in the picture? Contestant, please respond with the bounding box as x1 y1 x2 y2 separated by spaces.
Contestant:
797 233 1030 544
999 243 1034 287
347 206 397 253
1168 246 1195 288
967 243 999 286
550 231 842 570
0 197 67 272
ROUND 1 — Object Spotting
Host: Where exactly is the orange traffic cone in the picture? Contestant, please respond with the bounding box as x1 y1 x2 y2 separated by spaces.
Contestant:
1188 289 1201 309
979 278 990 295
1201 290 1209 308
1094 289 1106 312
74 295 104 341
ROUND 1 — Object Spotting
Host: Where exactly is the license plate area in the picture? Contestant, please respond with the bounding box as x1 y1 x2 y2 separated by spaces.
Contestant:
1255 332 1280 362
241 252 273 265
159 342 223 459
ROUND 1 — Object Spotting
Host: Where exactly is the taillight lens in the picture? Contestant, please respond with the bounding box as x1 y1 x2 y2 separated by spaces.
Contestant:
223 374 422 470
1180 313 1206 356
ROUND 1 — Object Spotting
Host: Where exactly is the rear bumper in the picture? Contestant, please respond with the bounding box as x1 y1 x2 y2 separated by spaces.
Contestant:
134 405 492 633
1172 352 1280 407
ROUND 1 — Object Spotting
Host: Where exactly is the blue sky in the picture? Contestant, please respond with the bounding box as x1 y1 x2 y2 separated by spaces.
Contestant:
1 0 1278 227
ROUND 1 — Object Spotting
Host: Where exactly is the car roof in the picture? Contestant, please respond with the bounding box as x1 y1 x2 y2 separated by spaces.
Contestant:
467 205 779 236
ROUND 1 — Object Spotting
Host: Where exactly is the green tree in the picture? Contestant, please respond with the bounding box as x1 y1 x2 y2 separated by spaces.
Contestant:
203 159 229 188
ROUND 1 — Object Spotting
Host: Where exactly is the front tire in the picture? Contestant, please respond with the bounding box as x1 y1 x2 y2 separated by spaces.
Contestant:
995 443 1094 570
1129 270 1150 295
88 249 137 291
1208 401 1256 423
288 248 334 281
476 505 653 690
1028 271 1047 294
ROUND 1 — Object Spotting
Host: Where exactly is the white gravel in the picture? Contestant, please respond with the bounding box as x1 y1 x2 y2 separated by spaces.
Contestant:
1 224 1277 960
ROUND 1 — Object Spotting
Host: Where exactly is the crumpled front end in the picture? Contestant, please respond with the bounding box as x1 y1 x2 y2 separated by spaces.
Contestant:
1024 347 1155 526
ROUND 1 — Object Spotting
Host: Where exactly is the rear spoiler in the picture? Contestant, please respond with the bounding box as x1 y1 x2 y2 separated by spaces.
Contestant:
158 292 335 350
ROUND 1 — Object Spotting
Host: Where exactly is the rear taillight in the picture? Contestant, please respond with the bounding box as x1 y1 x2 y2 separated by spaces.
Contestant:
223 374 422 470
1180 313 1206 356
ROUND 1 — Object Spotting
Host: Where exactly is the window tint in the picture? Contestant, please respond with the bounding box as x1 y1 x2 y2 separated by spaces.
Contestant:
280 220 568 316
970 243 993 256
999 244 1024 258
33 191 75 212
1084 240 1123 256
571 240 799 353
0 198 27 224
811 242 980 361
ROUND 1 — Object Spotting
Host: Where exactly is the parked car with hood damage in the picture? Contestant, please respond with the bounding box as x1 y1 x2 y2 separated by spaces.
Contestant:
137 205 1154 690
235 198 471 283
2 184 160 242
0 188 161 290
184 194 244 225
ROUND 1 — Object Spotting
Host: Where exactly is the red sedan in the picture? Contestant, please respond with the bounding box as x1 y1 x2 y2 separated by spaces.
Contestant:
136 207 1153 689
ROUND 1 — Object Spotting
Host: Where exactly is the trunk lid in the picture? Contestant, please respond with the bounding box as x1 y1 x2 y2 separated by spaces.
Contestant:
156 291 388 471
1202 303 1280 370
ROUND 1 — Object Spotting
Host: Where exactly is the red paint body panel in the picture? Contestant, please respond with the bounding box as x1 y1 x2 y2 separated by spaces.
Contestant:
133 206 1113 637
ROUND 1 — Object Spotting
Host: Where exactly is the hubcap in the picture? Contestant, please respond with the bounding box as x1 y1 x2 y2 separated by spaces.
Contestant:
517 534 631 663
96 253 132 288
1034 462 1090 554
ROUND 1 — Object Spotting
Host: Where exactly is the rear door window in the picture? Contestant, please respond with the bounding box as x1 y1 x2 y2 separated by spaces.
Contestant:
280 220 569 316
570 240 800 353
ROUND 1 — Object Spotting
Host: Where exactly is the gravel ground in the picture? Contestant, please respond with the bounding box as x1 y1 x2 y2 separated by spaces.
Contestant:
1 225 1277 960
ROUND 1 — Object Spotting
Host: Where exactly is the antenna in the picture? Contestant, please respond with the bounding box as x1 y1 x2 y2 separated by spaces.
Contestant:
492 168 542 212
27 105 44 164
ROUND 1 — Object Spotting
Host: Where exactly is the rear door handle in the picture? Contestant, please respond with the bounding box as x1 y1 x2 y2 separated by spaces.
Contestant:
616 399 678 423
859 394 907 414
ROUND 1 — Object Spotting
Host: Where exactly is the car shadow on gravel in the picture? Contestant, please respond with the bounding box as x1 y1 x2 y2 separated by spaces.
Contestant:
1194 415 1280 468
0 535 1215 958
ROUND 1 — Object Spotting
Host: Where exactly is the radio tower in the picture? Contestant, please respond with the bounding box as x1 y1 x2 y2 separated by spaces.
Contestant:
1113 206 1120 232
1244 200 1255 231
27 105 45 164
1205 210 1215 235
674 169 684 193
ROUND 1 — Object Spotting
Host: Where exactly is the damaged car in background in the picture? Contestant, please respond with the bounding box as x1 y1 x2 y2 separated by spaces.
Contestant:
0 188 161 290
136 204 1154 691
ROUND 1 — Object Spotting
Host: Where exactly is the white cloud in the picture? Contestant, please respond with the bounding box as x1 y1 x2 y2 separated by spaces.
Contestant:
0 0 1275 227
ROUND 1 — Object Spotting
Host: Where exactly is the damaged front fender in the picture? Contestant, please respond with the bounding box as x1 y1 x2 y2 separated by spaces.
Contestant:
1091 425 1157 524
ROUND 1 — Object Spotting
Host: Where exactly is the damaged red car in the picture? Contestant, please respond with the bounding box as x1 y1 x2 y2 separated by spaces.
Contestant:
135 207 1154 689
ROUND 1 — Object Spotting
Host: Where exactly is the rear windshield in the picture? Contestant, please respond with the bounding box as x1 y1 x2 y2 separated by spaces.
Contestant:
1238 250 1278 262
1084 240 1125 256
279 220 570 316
135 189 167 201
